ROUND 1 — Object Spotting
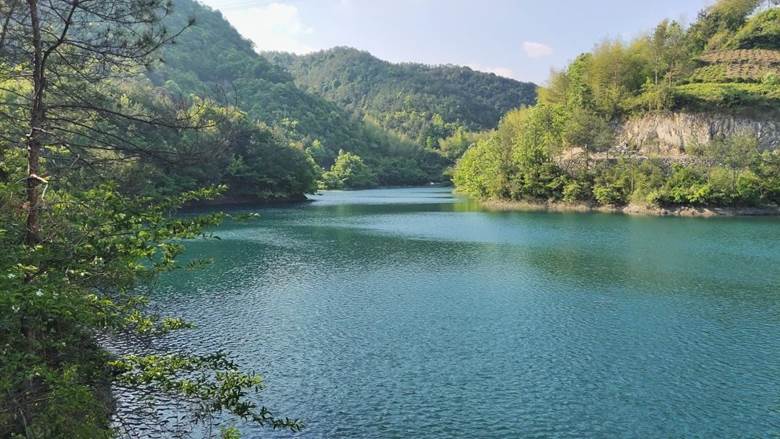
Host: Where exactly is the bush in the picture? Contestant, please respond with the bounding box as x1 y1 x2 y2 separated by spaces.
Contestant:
593 183 627 205
320 150 378 189
562 179 588 203
756 151 780 204
631 159 667 205
707 166 736 204
673 82 780 109
736 170 762 204
591 160 633 206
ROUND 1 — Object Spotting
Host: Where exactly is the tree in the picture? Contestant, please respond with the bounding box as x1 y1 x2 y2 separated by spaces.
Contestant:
0 0 194 245
321 149 377 189
649 20 689 85
562 107 613 171
0 2 303 436
438 127 484 161
687 0 761 51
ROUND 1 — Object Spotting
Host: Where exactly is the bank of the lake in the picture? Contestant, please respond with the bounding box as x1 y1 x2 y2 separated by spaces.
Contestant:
479 198 780 217
142 187 780 438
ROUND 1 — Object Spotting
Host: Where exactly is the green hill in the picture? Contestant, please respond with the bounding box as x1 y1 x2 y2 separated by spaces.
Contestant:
265 47 537 148
454 0 780 211
150 0 446 186
144 0 537 189
673 6 780 110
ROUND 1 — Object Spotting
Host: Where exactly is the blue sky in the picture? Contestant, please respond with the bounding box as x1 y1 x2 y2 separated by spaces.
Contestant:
200 0 712 84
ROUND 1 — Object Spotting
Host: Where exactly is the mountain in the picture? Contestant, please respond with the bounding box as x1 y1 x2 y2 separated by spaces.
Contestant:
265 48 537 147
150 0 444 186
144 0 537 189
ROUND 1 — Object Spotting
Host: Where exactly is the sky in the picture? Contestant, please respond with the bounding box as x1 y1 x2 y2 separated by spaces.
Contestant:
199 0 712 84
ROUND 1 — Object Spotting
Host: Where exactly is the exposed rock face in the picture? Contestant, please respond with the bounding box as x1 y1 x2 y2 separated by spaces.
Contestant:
618 112 780 155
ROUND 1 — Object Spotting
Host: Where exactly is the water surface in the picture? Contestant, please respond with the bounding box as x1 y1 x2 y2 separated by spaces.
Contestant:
155 187 780 438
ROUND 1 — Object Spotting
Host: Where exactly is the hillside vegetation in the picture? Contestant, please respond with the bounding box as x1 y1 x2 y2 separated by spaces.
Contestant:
145 1 537 191
455 0 780 210
150 0 452 189
266 48 537 149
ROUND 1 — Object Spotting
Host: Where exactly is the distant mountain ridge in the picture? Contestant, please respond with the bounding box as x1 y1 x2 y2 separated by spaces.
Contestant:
264 47 537 147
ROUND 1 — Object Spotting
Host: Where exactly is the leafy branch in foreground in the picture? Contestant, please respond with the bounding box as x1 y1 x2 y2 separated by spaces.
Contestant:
0 174 302 437
109 353 303 432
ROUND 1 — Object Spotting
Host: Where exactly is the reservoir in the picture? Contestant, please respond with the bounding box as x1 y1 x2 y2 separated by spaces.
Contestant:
152 187 780 438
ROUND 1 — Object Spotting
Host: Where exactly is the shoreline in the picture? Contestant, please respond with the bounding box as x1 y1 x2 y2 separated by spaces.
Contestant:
479 199 780 217
182 184 453 210
181 194 311 211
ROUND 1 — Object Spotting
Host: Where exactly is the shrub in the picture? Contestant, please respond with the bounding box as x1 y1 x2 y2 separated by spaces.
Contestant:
593 183 627 205
657 165 710 205
320 150 378 189
735 170 762 205
562 179 589 203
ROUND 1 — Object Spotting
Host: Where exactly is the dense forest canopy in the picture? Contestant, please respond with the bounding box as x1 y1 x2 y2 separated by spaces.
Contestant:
454 0 780 209
148 0 536 189
265 47 537 149
149 0 435 189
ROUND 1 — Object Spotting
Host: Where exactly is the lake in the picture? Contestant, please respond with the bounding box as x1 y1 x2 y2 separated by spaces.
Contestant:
151 187 780 438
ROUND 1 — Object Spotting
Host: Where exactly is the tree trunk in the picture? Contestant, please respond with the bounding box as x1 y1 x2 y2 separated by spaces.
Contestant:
25 0 44 245
0 1 18 50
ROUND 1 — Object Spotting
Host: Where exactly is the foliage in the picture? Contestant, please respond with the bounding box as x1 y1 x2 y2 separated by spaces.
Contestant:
436 128 487 161
455 115 780 207
454 107 570 201
151 1 497 185
691 49 780 85
320 150 378 189
452 136 513 199
0 0 304 437
0 174 302 436
725 7 780 49
673 82 780 108
265 47 537 150
101 87 321 202
110 353 302 431
686 0 762 51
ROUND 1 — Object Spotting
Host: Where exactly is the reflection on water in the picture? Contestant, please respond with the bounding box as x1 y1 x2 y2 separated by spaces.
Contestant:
134 187 779 438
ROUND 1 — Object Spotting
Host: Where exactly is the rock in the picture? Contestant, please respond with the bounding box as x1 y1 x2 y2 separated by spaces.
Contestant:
617 112 780 155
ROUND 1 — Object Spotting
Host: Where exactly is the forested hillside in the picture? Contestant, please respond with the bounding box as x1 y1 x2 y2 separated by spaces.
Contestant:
266 48 537 149
150 2 537 190
454 0 780 211
150 0 452 189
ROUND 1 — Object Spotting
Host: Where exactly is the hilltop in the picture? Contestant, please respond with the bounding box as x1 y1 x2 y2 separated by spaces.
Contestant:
265 47 537 147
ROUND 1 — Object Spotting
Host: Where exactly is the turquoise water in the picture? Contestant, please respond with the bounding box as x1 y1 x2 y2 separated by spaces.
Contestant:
156 187 780 438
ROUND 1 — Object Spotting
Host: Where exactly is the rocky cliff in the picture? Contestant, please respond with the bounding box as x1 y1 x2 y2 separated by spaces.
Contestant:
618 112 780 156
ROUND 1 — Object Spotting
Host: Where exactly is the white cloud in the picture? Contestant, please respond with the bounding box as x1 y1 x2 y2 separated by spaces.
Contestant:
522 41 553 58
220 3 314 54
467 64 515 79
